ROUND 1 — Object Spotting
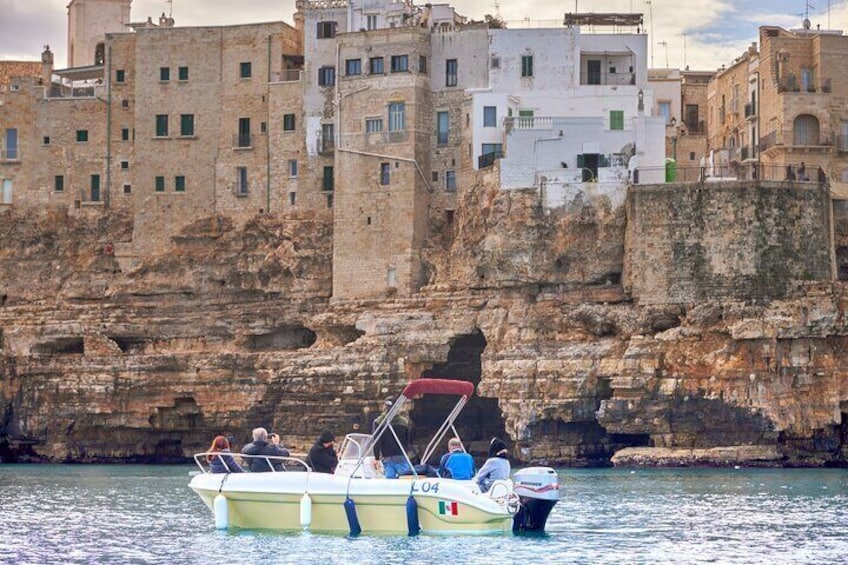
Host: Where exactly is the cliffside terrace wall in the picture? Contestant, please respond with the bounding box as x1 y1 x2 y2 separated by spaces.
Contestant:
625 181 833 305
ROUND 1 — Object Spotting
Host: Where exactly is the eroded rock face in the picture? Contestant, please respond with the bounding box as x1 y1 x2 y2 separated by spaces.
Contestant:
1 185 847 467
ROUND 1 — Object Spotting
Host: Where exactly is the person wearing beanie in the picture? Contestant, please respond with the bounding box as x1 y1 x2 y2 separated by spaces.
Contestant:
308 429 338 473
474 437 511 493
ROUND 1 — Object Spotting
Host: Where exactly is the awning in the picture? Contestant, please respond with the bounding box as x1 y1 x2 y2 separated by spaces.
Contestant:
401 378 475 398
53 65 104 81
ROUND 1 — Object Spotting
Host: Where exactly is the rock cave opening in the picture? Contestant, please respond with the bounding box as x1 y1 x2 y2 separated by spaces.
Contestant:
410 330 507 461
110 336 150 354
246 325 317 351
31 337 85 355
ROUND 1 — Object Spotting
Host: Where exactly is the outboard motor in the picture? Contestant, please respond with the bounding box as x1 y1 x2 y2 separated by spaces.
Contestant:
512 467 559 533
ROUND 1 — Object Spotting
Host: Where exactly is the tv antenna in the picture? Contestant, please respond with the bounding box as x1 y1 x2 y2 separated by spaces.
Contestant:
166 0 174 18
645 0 654 68
493 0 501 18
658 41 669 68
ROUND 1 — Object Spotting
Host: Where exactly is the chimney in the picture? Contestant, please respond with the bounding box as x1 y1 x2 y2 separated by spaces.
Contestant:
41 45 54 86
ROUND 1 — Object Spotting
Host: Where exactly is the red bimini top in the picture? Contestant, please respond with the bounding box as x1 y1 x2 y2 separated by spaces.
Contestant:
400 378 475 399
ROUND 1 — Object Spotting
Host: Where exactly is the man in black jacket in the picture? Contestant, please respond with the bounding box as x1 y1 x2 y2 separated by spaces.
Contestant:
241 427 289 472
307 430 338 473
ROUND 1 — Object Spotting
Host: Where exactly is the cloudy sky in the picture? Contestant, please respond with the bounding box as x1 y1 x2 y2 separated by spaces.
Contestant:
2 0 847 71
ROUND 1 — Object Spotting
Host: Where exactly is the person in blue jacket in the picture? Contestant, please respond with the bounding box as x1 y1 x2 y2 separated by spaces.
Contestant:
438 437 475 480
207 435 243 473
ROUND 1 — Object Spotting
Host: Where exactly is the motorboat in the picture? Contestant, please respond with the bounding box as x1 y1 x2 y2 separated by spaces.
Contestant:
189 378 559 535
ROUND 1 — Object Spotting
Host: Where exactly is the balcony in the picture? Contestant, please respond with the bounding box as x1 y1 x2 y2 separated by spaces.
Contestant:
759 131 833 152
272 69 303 82
579 72 636 86
503 116 553 132
319 137 335 154
683 120 705 134
478 151 504 169
45 84 101 99
744 102 756 119
233 133 254 149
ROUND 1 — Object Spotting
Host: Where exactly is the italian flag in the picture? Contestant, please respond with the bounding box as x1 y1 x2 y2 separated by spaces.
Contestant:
438 501 459 516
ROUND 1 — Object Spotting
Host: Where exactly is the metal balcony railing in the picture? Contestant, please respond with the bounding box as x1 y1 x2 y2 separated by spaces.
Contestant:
319 138 335 154
478 151 504 169
579 72 636 86
233 133 254 149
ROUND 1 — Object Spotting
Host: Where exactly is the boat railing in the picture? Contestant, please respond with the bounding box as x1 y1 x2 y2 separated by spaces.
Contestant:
193 452 312 474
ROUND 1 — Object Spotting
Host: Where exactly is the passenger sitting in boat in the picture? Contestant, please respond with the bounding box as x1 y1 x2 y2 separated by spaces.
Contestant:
307 430 339 473
241 427 290 472
438 437 475 480
474 438 511 493
207 435 244 473
373 404 412 479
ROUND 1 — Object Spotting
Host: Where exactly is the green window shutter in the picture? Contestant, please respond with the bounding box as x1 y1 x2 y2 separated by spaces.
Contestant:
610 110 624 130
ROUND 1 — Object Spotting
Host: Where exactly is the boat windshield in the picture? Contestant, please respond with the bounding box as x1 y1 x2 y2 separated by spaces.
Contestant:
338 433 375 460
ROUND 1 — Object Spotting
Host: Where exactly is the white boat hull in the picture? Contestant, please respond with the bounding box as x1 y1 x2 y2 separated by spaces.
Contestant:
190 471 514 534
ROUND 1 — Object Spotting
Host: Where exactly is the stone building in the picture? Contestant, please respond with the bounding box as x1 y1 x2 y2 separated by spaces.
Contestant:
707 43 759 180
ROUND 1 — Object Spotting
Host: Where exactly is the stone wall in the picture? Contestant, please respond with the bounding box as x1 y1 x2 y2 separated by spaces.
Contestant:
624 181 833 305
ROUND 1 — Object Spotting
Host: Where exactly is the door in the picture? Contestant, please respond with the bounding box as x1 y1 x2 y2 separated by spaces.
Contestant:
2 179 12 203
579 154 599 182
587 60 602 85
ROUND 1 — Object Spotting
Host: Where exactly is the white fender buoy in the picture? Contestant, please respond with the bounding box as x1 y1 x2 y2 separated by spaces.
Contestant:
300 493 312 529
213 494 229 530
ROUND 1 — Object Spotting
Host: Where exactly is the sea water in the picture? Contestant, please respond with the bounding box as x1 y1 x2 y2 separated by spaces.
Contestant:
0 465 846 564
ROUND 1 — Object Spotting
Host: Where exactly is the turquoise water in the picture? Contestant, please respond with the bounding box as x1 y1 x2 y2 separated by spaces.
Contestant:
0 465 846 564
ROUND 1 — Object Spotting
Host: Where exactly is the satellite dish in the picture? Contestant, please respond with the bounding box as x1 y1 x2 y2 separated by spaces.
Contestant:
803 18 811 30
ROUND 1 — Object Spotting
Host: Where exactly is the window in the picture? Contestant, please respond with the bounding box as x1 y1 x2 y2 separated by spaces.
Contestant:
317 21 336 39
388 102 405 132
366 15 377 30
180 114 194 137
391 55 408 73
240 62 252 78
521 55 533 77
318 66 336 86
380 162 391 185
90 175 101 202
121 128 129 141
123 184 132 194
122 99 129 109
76 130 89 143
178 66 189 81
120 160 129 170
155 115 169 137
446 59 458 87
288 159 298 177
289 191 296 205
365 118 383 133
3 128 17 160
283 114 296 131
321 123 334 152
801 68 813 92
237 117 251 147
175 175 185 192
431 171 439 182
419 56 427 74
236 167 248 195
658 101 671 124
155 176 165 192
445 170 456 192
160 67 170 81
43 136 50 145
116 69 125 83
345 59 361 76
609 110 624 130
491 57 501 69
323 166 334 191
483 106 497 127
260 121 267 134
54 175 64 192
370 57 384 75
437 111 449 145
482 143 502 158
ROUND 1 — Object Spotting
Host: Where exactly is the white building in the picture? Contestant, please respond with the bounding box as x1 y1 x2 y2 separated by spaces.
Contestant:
472 14 666 208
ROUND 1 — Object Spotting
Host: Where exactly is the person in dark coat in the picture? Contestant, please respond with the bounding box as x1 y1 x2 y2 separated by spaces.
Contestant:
308 430 338 474
241 427 290 472
207 435 243 473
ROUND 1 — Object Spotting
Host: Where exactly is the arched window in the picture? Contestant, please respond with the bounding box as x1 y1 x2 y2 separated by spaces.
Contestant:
95 43 105 66
793 114 820 146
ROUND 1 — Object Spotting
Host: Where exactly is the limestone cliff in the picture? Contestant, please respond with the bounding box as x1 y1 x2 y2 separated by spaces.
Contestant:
1 182 847 467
